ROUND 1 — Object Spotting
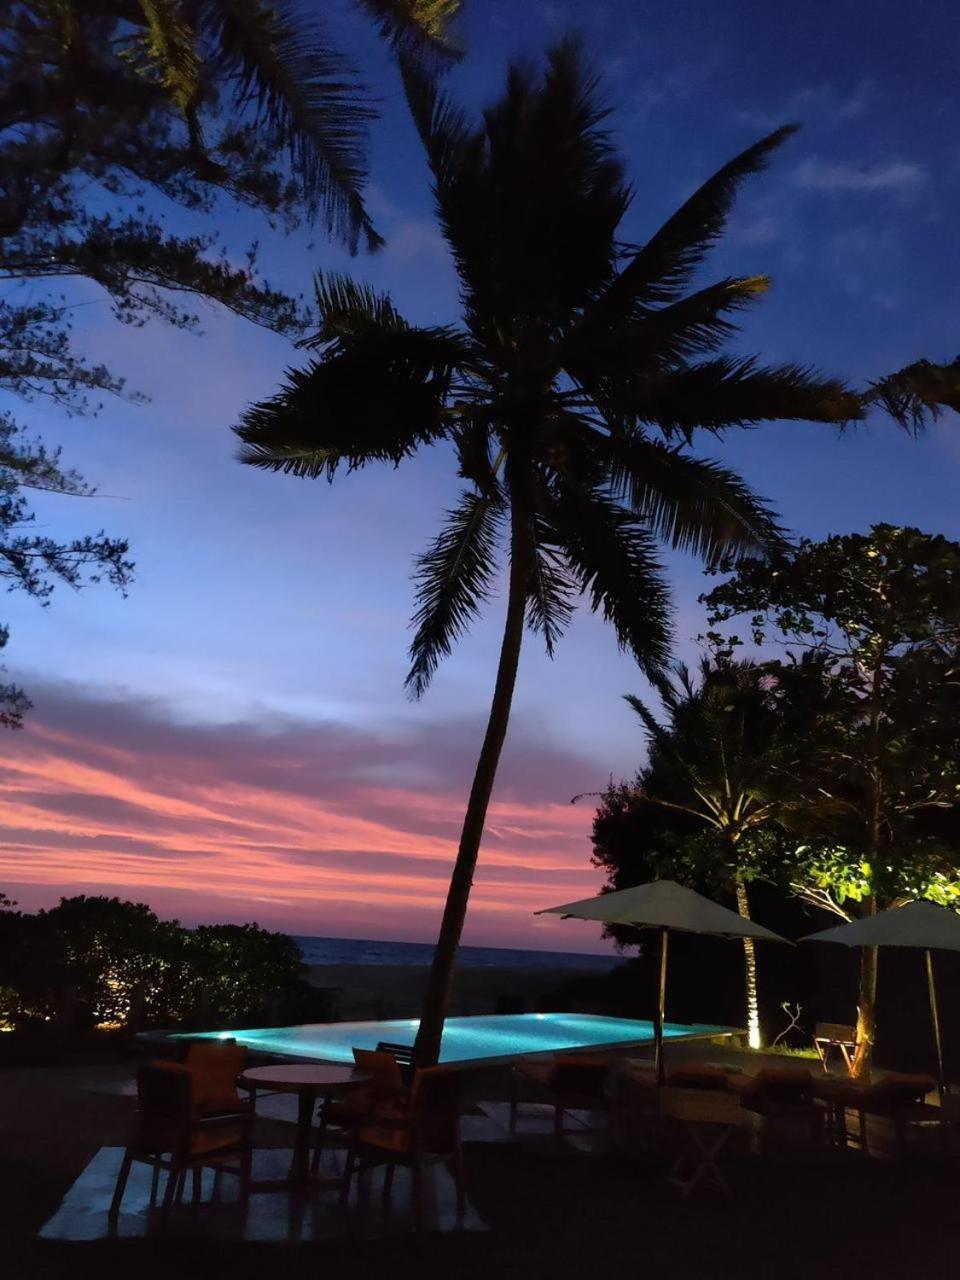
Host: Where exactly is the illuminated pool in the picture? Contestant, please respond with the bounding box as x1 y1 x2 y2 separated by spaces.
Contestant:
178 1012 734 1066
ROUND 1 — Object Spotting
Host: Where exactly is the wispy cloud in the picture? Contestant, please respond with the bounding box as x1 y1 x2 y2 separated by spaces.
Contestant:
791 157 928 194
736 80 873 132
0 682 609 949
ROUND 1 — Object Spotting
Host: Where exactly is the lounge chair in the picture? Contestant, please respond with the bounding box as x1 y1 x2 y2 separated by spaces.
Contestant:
739 1068 825 1152
110 1062 253 1229
814 1071 944 1157
340 1065 465 1229
510 1053 611 1136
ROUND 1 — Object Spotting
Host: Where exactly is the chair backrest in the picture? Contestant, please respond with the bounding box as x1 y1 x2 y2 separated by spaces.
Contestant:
375 1041 415 1083
135 1063 194 1150
409 1066 462 1154
184 1040 246 1108
815 1022 857 1045
353 1047 404 1097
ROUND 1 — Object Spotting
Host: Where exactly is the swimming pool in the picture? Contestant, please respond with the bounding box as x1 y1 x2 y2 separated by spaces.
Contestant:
178 1012 734 1067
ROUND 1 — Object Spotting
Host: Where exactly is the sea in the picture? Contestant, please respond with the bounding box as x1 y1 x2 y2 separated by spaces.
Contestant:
292 935 617 971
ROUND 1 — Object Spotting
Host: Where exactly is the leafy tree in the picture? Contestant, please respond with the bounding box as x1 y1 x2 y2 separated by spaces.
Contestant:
0 894 312 1028
181 922 307 1025
234 41 860 1065
704 525 960 1075
1 0 458 714
28 895 183 1026
591 658 801 1047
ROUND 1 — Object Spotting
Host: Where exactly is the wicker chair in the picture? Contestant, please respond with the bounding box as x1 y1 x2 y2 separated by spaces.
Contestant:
340 1065 465 1229
109 1062 253 1229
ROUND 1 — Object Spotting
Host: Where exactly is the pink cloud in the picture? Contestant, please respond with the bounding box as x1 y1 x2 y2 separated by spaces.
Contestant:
0 683 616 952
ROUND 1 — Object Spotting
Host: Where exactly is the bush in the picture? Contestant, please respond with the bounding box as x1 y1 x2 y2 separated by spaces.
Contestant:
0 893 311 1031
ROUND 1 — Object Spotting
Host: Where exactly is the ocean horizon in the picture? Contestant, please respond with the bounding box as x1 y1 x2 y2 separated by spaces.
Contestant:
292 934 619 971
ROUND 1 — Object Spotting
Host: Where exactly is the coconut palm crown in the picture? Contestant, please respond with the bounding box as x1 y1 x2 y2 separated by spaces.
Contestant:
235 40 862 1064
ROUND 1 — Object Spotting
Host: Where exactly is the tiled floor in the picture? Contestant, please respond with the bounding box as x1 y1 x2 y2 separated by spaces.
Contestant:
40 1145 487 1241
37 1094 613 1242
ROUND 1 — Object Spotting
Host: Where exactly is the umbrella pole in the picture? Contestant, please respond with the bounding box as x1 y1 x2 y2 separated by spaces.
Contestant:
655 927 668 1085
925 948 946 1098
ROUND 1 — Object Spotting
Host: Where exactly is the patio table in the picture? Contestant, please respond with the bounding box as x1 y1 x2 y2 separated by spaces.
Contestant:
659 1086 757 1201
239 1064 370 1189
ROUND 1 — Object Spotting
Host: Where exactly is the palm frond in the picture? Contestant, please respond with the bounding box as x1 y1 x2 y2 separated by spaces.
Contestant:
196 0 380 250
624 691 672 751
405 39 629 344
862 356 960 436
589 128 796 323
400 54 472 186
524 514 576 656
601 435 785 565
406 489 503 696
355 0 463 63
547 484 672 676
305 272 407 346
235 324 466 476
625 356 862 437
564 275 770 396
139 0 202 112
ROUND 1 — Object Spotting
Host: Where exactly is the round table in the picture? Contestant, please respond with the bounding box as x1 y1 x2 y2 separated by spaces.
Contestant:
239 1064 370 1187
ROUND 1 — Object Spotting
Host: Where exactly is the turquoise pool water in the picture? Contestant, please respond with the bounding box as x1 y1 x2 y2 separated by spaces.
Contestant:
180 1012 731 1066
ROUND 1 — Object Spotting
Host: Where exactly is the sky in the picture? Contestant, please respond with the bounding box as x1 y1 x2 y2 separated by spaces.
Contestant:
1 0 957 951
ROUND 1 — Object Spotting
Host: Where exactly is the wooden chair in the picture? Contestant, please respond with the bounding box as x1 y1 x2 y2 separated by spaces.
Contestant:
109 1062 253 1229
375 1039 416 1085
311 1047 406 1173
510 1054 611 1136
813 1022 858 1075
340 1065 465 1229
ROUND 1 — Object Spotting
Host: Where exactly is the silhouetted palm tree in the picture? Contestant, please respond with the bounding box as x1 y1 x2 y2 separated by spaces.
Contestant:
235 41 860 1064
624 659 801 1048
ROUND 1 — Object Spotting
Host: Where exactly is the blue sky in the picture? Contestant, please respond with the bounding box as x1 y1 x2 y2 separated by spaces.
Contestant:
1 0 957 946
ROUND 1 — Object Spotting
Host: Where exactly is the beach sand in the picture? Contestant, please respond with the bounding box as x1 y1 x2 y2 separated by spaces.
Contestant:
304 961 615 1021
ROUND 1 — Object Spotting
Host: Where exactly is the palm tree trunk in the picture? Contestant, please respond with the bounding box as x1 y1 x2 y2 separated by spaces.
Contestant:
734 876 762 1050
413 499 530 1067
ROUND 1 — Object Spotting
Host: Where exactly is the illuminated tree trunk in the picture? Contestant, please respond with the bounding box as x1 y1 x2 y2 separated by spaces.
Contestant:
852 902 879 1079
734 876 762 1050
413 496 529 1068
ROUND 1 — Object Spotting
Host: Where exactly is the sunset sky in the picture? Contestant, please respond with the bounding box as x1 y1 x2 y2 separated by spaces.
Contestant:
1 0 957 951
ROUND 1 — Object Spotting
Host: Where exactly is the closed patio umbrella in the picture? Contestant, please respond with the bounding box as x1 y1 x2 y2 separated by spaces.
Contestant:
803 900 960 1096
535 880 789 1082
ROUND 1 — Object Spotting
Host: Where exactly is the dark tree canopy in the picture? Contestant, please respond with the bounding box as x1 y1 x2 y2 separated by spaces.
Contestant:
0 0 459 720
703 524 960 918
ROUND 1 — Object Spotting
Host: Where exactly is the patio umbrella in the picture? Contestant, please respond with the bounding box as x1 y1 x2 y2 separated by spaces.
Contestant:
535 880 790 1083
803 900 960 1097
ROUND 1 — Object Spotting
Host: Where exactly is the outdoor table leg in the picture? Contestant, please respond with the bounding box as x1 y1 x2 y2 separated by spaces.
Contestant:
290 1087 318 1186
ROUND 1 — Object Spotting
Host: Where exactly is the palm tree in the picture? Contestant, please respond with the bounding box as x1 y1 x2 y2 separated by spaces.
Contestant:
234 41 861 1066
623 658 799 1048
36 0 461 251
